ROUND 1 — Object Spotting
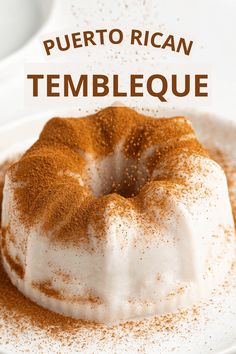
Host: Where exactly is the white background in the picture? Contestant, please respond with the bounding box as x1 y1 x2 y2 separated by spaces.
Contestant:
0 0 235 126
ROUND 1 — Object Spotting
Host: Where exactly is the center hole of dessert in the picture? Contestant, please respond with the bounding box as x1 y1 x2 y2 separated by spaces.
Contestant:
87 154 151 198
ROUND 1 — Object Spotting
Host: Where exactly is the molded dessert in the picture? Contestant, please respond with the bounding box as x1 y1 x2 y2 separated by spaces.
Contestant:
1 106 235 324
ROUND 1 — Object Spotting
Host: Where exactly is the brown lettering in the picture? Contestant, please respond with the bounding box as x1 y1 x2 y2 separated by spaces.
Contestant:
147 75 167 102
172 74 190 97
71 32 82 48
113 75 127 96
56 35 70 51
151 32 163 48
176 38 193 56
96 29 107 44
131 29 142 45
195 74 208 96
64 75 88 96
47 74 60 96
93 75 109 96
83 31 96 46
43 40 55 56
27 74 44 96
162 35 175 51
109 29 123 44
131 75 143 96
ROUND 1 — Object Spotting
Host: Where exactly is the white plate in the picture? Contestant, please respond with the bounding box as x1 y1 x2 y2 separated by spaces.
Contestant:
0 107 236 354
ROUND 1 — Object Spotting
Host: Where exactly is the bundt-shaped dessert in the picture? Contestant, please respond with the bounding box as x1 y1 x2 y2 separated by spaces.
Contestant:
1 106 235 324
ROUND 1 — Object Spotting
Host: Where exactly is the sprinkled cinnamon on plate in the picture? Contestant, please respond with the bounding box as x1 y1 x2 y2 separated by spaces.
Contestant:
0 249 235 353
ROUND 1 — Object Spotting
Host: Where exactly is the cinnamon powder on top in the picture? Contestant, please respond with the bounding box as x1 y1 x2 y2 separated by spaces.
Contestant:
6 107 208 246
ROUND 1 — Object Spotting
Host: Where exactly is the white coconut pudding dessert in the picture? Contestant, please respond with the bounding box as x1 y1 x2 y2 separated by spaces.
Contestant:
1 106 235 324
